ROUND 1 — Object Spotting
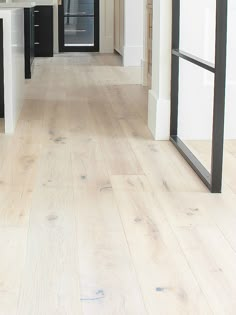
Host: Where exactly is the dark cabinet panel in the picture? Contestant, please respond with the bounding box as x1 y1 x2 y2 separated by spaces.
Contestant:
34 6 53 57
24 8 35 79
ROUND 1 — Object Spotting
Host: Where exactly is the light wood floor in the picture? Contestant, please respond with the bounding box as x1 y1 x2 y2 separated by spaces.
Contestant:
0 53 236 315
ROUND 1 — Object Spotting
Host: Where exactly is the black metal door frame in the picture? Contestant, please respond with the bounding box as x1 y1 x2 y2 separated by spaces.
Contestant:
58 0 99 52
170 0 228 193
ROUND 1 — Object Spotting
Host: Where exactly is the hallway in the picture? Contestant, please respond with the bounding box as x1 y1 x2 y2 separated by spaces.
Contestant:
0 53 236 314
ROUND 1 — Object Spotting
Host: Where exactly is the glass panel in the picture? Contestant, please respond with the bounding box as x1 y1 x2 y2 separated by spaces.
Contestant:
64 16 94 46
225 0 236 139
180 0 216 64
64 0 94 15
63 0 95 47
178 59 215 172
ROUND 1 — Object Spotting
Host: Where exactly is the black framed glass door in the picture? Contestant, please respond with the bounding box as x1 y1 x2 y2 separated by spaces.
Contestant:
59 0 99 52
170 0 228 193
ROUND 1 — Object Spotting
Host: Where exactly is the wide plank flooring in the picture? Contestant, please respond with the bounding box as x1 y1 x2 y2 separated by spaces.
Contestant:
0 53 235 315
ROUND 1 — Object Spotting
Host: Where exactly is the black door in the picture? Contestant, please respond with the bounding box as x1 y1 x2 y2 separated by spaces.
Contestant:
59 0 99 52
170 0 228 193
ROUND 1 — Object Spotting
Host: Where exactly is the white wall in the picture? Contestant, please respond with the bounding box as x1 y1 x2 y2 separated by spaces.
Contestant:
123 0 144 66
148 0 236 140
148 0 172 139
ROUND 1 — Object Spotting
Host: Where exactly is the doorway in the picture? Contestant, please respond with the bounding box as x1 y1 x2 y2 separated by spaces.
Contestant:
58 0 99 52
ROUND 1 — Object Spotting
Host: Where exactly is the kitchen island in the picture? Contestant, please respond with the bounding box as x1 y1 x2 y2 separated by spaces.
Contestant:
0 2 36 79
0 7 24 133
0 1 54 134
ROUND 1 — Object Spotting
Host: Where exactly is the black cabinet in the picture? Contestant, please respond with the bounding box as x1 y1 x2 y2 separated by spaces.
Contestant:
34 6 53 57
24 8 35 79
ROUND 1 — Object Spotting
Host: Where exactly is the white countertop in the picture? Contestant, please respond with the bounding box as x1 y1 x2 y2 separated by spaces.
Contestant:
0 5 19 11
0 2 35 8
33 0 54 5
0 0 54 8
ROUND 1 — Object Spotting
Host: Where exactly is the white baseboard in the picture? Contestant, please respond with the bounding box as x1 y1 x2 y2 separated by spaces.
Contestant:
123 45 143 66
148 90 171 140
